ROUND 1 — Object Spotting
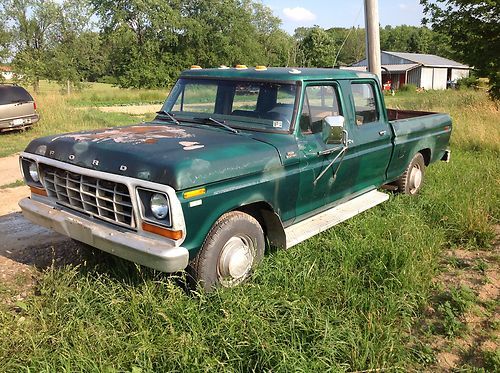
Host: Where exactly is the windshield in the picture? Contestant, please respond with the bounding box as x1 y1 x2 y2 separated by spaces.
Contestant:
160 78 298 132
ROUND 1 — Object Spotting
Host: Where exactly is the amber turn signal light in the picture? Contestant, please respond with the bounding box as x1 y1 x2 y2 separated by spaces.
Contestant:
142 221 183 240
29 185 47 197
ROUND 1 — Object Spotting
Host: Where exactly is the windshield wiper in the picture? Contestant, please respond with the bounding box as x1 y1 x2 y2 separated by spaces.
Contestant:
156 109 180 125
193 117 239 134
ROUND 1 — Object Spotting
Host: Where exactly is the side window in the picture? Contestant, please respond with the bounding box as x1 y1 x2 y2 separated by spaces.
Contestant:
351 83 379 125
300 85 341 134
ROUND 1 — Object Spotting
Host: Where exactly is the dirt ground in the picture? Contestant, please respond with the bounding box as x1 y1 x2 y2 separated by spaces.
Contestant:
416 226 500 371
97 104 161 115
0 153 23 185
0 154 76 296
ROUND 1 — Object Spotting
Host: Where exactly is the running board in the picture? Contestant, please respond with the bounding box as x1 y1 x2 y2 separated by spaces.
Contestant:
285 190 389 248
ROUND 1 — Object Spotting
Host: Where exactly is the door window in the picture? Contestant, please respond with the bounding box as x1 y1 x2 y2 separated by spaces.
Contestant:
351 83 379 125
300 85 341 134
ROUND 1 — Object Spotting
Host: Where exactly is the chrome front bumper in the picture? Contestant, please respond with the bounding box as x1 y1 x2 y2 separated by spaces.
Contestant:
19 197 189 273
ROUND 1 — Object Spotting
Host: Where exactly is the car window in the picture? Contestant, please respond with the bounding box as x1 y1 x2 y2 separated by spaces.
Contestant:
300 85 341 134
0 86 33 105
232 84 259 111
172 82 217 113
163 78 298 132
351 83 379 125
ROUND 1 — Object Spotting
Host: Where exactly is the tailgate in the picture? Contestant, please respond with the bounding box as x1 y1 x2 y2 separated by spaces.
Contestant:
1 102 36 120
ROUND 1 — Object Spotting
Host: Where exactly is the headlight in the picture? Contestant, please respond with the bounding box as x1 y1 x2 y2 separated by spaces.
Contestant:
150 193 169 220
29 162 40 182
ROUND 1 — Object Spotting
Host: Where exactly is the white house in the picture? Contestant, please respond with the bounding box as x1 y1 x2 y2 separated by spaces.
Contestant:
0 66 15 81
345 51 470 90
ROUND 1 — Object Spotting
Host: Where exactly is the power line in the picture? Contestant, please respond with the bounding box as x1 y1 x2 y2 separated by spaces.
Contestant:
333 4 363 68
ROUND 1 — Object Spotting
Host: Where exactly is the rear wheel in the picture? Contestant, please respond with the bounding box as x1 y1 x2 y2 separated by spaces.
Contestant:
396 153 426 195
189 211 265 291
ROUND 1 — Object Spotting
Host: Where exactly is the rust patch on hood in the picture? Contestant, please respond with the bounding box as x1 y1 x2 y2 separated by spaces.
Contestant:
51 125 193 145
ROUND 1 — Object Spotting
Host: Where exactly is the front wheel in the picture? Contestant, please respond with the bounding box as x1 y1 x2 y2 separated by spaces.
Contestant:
395 153 426 195
189 211 265 291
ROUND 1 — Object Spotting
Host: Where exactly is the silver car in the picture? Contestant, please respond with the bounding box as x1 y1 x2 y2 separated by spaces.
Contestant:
0 85 39 132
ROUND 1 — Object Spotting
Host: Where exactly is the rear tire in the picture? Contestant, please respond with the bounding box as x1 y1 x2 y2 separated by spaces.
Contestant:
189 211 265 291
396 153 426 195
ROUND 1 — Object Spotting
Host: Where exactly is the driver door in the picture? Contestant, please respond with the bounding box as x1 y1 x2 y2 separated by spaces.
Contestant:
296 83 347 217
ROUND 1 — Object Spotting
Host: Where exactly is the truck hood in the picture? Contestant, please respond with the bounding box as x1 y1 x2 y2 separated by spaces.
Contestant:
24 122 282 190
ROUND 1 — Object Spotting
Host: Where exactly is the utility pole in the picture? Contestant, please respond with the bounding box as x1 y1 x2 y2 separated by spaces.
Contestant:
364 0 382 83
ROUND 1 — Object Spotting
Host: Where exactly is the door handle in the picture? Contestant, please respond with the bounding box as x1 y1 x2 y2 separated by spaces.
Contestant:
378 130 387 136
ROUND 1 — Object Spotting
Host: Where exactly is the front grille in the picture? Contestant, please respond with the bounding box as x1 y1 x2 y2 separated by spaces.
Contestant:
40 164 135 228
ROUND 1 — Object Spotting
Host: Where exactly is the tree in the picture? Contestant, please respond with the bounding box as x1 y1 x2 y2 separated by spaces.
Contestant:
4 0 62 92
421 0 500 99
90 0 292 88
48 0 98 93
297 27 336 67
0 14 12 64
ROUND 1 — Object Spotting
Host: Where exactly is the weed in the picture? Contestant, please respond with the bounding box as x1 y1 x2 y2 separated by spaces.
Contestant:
473 260 488 273
411 342 436 365
0 179 24 189
433 286 477 337
438 300 466 337
483 349 500 371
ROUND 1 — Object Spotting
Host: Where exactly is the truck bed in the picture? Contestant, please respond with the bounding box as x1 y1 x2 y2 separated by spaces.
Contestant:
386 108 436 121
385 108 452 182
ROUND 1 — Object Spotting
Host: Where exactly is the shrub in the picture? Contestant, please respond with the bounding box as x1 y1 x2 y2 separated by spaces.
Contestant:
399 84 417 92
456 75 480 89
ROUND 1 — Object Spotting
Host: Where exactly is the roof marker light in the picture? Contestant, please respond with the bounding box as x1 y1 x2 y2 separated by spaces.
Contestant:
289 69 302 74
235 64 248 70
255 65 267 71
190 65 202 70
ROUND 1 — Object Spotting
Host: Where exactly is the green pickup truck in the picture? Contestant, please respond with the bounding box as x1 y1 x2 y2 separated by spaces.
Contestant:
19 67 451 289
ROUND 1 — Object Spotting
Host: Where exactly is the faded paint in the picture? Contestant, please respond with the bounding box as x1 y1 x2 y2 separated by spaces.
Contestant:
51 125 193 145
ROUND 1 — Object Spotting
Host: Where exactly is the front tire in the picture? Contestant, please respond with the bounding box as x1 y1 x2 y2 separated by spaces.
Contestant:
189 211 265 291
396 153 426 195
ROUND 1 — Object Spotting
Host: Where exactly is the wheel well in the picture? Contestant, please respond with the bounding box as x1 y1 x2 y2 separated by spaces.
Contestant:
419 148 431 166
235 202 286 251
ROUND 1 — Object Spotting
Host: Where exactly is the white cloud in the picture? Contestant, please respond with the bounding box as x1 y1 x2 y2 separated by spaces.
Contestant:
399 3 409 10
283 7 317 22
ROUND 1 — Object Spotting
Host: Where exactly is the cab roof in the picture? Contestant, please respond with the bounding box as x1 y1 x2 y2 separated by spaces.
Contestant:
180 67 377 82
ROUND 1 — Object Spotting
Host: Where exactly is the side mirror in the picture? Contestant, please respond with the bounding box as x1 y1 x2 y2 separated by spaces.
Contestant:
322 115 345 144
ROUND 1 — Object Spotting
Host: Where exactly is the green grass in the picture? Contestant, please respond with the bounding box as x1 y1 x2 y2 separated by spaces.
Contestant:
0 87 498 371
24 80 169 107
0 179 24 189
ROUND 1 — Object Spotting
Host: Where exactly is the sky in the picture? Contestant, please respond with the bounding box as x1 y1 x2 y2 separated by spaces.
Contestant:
262 0 426 34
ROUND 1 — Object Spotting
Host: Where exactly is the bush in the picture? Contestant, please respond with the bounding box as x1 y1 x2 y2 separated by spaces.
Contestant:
456 75 480 89
399 84 417 92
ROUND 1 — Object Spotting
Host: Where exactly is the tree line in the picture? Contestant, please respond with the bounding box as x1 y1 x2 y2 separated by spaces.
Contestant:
0 0 497 98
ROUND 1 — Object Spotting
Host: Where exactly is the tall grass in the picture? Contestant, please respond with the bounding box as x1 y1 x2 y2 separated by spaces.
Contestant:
67 82 168 107
0 87 498 371
385 89 500 152
0 92 154 157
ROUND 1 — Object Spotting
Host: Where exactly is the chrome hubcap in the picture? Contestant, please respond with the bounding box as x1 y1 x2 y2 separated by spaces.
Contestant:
409 164 422 193
218 235 255 286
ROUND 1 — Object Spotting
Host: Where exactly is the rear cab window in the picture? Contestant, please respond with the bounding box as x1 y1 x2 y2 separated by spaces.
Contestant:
351 83 379 125
0 86 33 105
